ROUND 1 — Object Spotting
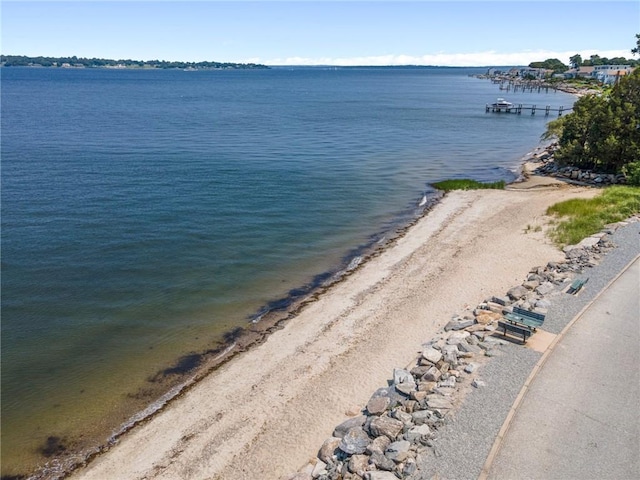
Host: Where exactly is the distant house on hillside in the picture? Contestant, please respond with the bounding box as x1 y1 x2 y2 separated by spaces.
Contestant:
564 65 596 79
593 65 634 85
514 67 553 79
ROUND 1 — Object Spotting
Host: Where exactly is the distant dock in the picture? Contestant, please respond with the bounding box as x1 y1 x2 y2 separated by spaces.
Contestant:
486 102 571 116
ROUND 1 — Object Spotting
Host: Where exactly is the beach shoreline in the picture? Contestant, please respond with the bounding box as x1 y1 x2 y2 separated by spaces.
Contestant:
65 168 599 480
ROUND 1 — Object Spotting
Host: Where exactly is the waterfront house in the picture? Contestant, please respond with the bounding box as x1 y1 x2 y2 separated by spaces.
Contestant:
593 65 634 85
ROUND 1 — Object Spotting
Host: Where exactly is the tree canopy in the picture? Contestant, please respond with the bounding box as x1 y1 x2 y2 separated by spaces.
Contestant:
528 58 568 73
543 67 640 182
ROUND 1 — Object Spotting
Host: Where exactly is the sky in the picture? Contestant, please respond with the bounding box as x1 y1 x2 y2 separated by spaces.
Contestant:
1 1 638 67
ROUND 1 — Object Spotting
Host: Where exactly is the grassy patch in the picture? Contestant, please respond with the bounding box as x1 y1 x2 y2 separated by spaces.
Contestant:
546 186 640 246
431 179 506 192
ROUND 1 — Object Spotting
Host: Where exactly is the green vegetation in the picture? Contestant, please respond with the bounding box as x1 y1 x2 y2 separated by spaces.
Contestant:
528 58 569 73
546 186 640 245
0 54 268 70
542 67 640 181
568 53 638 68
431 179 506 192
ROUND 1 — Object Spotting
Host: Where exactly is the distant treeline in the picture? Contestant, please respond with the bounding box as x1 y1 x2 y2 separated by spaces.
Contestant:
0 55 269 70
529 54 638 73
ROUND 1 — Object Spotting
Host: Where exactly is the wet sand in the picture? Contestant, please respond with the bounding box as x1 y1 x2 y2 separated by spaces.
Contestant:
70 172 598 480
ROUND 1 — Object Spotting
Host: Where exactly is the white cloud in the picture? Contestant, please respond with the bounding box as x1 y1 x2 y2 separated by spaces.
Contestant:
246 49 634 67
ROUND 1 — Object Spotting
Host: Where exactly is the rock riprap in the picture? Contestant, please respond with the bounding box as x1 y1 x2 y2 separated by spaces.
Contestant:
289 217 637 480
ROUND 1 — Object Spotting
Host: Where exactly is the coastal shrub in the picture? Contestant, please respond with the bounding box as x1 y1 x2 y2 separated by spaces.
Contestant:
622 161 640 186
431 179 505 192
546 186 640 245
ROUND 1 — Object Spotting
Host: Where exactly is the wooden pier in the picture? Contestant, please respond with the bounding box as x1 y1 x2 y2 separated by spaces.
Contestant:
486 103 571 116
497 82 556 94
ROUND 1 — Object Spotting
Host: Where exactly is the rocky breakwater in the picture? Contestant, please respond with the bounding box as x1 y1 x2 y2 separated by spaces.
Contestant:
528 143 627 186
288 217 636 480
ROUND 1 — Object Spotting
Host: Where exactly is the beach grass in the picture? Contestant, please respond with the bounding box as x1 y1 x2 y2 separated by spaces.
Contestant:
431 179 506 191
546 186 640 245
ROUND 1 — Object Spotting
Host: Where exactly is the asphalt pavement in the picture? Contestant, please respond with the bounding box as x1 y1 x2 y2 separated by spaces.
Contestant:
483 256 640 480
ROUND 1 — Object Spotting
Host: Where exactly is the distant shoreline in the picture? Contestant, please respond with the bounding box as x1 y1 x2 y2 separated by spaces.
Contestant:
0 54 269 70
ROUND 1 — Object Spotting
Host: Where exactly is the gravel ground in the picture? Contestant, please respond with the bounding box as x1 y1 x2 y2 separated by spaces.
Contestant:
416 219 640 480
543 220 640 334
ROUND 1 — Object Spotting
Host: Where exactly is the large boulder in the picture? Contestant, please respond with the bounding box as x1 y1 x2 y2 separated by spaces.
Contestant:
338 427 371 455
369 415 404 440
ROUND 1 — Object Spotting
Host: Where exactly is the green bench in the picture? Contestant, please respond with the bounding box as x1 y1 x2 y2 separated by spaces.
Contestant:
503 306 545 331
567 277 588 295
497 320 533 344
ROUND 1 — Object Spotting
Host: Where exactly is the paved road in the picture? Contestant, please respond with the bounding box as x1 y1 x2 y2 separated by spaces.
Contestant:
485 257 640 480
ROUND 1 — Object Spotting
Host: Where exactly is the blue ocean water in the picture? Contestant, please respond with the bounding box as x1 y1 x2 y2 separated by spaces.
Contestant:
1 66 575 476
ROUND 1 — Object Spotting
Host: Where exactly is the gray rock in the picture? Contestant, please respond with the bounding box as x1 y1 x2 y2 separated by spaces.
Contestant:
417 380 437 392
536 281 556 296
410 365 432 378
472 378 486 388
420 366 442 382
405 424 431 443
534 298 552 309
393 368 415 386
366 396 390 415
367 455 396 474
395 382 416 396
421 346 443 364
444 318 475 331
434 386 455 396
385 440 411 462
333 415 367 438
491 295 510 306
404 399 418 413
464 362 478 373
366 435 391 455
311 460 327 478
338 427 371 455
390 408 413 425
578 236 601 248
446 331 470 345
466 333 480 345
442 352 459 366
347 454 369 476
426 396 453 410
457 340 482 355
411 409 434 426
368 387 405 409
318 437 341 464
369 415 404 440
438 376 456 388
564 246 585 259
507 285 529 300
403 459 418 476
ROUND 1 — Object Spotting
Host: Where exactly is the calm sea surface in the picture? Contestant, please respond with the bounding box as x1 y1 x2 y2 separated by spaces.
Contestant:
1 66 575 477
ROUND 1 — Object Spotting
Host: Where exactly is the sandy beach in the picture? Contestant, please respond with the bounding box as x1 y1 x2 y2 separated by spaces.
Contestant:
70 171 598 480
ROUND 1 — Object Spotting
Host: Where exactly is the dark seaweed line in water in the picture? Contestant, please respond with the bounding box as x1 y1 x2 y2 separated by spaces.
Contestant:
20 192 444 480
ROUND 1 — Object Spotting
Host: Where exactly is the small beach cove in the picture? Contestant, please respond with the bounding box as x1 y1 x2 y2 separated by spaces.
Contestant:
67 171 600 480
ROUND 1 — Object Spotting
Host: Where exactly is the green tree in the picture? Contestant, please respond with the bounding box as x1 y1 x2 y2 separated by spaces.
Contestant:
528 58 568 73
546 68 640 174
570 54 583 68
632 33 640 56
